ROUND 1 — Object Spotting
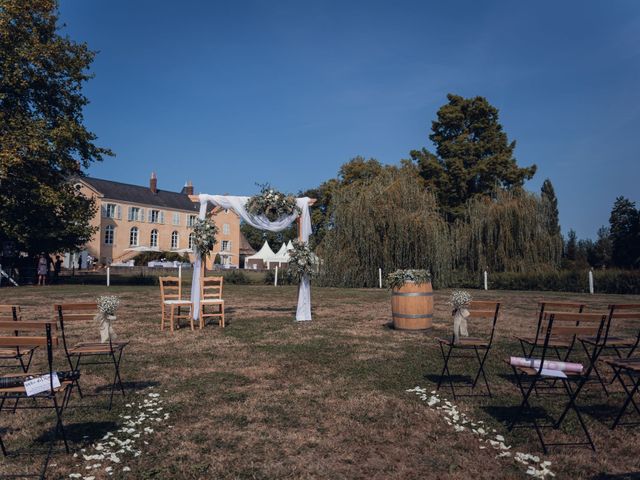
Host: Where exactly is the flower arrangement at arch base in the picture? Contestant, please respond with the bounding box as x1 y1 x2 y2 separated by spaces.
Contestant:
246 183 301 222
288 240 317 280
190 217 218 260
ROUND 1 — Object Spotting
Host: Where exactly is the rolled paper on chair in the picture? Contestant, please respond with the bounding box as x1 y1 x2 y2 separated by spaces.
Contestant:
0 371 80 389
510 357 583 373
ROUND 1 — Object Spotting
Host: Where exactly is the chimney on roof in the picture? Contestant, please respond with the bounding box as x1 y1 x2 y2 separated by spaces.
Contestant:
182 180 194 196
150 172 157 193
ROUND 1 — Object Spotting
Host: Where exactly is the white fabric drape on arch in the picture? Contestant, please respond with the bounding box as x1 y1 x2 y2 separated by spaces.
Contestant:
190 194 313 322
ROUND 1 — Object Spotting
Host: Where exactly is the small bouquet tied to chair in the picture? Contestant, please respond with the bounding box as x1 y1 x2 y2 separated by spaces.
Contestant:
449 290 472 344
387 269 433 330
96 295 120 343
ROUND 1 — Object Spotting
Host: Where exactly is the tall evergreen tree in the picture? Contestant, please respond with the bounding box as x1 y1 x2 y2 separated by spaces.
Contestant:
565 229 578 261
410 94 536 218
609 196 640 268
591 226 612 268
0 0 112 254
541 179 561 236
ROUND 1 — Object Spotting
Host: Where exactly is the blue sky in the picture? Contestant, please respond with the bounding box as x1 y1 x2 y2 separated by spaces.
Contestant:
58 0 640 239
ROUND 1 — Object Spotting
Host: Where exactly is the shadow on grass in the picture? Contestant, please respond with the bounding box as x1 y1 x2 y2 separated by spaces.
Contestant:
94 380 160 394
591 473 640 480
35 420 118 445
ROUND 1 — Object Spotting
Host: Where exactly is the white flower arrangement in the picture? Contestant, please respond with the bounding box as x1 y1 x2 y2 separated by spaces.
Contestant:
191 217 218 260
449 290 472 311
97 295 120 316
386 269 431 289
246 183 301 222
287 240 316 280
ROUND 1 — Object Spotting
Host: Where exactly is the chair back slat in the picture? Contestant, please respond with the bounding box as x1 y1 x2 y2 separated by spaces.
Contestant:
603 304 640 347
202 276 223 301
539 301 585 310
160 276 183 301
542 312 607 339
609 304 640 310
0 320 57 332
544 312 604 323
54 303 98 322
0 305 20 321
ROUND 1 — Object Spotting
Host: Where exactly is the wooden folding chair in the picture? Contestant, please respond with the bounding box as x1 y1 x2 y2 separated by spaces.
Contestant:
436 301 500 399
605 357 640 429
0 321 74 456
200 276 225 329
0 305 36 373
54 303 128 410
516 301 585 360
159 276 193 332
581 304 640 395
507 311 607 453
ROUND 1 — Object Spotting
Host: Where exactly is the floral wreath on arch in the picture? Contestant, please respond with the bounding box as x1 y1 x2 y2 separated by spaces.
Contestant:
246 183 301 222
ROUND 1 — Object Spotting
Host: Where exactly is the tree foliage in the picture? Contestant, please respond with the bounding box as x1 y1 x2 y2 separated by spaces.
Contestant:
609 196 640 268
0 0 112 253
541 179 560 237
410 94 536 218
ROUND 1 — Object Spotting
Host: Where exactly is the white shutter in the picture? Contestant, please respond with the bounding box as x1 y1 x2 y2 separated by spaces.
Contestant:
147 209 152 222
140 208 145 222
101 205 107 218
228 241 232 252
160 211 165 224
116 205 121 220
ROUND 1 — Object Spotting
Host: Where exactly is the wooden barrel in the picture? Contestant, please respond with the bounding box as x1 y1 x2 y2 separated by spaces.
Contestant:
391 281 433 330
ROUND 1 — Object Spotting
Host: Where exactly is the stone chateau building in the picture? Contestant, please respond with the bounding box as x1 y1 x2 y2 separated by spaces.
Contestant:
75 173 241 269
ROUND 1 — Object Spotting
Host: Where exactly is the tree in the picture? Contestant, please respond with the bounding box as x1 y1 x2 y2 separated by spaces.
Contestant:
564 230 578 261
410 94 536 218
590 226 612 268
609 196 640 268
0 0 112 254
541 179 560 236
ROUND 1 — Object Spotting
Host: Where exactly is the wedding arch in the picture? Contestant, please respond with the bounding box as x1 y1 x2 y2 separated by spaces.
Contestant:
189 194 315 322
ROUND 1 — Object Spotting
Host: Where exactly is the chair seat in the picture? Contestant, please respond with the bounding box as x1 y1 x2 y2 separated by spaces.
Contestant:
517 336 572 348
436 337 488 347
201 299 224 304
69 341 129 355
581 336 636 347
163 300 192 305
0 379 72 395
0 347 36 358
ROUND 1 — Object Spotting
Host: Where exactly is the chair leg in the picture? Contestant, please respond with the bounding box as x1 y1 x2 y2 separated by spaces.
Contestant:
52 395 70 454
437 342 456 398
471 347 492 397
108 349 126 411
558 379 596 451
611 368 640 429
170 305 175 333
161 304 165 331
220 303 225 328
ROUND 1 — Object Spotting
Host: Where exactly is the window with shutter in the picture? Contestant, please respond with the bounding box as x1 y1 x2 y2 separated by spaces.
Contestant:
140 208 145 222
159 211 165 224
116 205 122 220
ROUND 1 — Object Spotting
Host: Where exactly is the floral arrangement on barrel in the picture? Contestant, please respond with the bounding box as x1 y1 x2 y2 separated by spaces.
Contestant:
386 269 431 289
449 290 472 343
190 217 218 260
287 240 317 280
96 295 120 343
246 183 301 222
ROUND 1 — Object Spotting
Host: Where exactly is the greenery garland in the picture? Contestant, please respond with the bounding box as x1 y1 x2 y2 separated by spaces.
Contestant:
246 184 301 222
191 217 218 260
288 240 317 280
386 269 432 289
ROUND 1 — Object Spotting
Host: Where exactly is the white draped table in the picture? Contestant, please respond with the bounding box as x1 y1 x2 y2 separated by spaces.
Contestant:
190 194 313 322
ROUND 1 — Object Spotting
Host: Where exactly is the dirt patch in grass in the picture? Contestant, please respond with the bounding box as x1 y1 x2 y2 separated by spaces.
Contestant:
0 285 639 478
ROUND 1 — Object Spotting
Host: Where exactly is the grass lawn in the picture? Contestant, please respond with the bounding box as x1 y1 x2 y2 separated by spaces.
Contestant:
1 284 639 479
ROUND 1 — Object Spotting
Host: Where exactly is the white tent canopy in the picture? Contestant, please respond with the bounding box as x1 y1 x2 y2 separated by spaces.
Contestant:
190 194 313 322
273 243 290 262
245 240 276 264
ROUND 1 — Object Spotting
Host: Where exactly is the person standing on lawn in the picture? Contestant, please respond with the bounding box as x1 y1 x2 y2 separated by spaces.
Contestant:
36 252 49 286
53 255 63 283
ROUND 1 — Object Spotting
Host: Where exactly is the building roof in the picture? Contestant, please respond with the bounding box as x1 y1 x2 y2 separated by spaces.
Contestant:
239 232 256 256
81 177 199 212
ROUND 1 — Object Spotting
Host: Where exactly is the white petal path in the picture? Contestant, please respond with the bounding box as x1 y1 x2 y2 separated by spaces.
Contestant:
406 386 555 479
67 390 170 479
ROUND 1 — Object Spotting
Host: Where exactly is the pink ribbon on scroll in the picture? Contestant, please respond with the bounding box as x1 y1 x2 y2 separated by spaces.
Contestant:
509 356 583 373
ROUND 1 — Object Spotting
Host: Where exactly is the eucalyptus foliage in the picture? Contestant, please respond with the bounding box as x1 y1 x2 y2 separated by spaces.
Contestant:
287 240 316 280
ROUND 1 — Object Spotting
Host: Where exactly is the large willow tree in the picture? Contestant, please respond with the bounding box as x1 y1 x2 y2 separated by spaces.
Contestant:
319 166 453 287
451 191 563 274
